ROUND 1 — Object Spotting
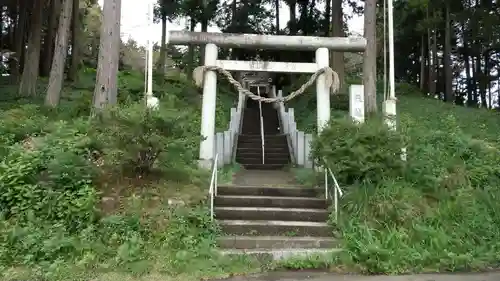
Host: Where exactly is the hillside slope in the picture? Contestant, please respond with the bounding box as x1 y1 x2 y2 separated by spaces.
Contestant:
287 82 500 274
1 73 500 279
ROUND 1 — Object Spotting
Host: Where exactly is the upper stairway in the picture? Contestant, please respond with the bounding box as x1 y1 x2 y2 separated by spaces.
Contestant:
235 94 291 170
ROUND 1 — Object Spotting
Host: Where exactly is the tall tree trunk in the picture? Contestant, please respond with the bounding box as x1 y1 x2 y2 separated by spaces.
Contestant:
275 0 280 34
363 0 377 114
429 28 437 96
68 0 81 81
477 54 487 107
93 0 121 111
158 11 167 77
187 17 196 79
18 0 44 96
41 0 62 77
443 2 453 102
331 0 344 90
45 0 73 107
419 34 427 91
324 0 330 36
11 0 28 83
289 0 297 35
462 24 473 105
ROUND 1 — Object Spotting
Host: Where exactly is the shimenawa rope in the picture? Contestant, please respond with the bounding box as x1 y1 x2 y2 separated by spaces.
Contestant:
192 65 341 103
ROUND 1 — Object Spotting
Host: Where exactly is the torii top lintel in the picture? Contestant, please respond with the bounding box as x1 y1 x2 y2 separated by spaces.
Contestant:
168 31 366 52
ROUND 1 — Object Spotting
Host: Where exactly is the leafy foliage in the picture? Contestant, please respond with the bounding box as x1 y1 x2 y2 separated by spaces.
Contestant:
306 99 500 274
312 118 405 185
0 70 250 279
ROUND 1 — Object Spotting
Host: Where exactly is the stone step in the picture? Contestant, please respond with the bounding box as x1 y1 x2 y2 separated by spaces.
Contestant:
239 134 287 138
217 185 323 197
240 130 281 135
242 163 288 170
220 220 331 236
236 158 290 165
240 131 281 135
236 153 290 159
237 142 288 149
237 147 288 153
236 151 289 158
215 207 329 222
219 248 342 261
240 128 281 134
215 195 327 209
217 236 338 249
238 138 288 145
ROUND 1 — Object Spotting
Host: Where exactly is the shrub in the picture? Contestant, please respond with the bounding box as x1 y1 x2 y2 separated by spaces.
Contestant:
0 120 98 231
0 104 48 150
312 117 405 185
92 99 201 178
331 113 500 274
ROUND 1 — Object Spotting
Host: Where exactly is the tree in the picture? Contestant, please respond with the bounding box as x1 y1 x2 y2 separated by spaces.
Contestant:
45 0 74 107
363 0 377 114
93 0 121 111
11 0 28 83
18 0 44 96
443 0 453 102
68 0 83 81
331 0 345 90
41 0 62 77
156 0 181 77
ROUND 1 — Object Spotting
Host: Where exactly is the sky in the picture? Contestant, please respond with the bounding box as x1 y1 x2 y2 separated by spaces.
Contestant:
98 0 364 47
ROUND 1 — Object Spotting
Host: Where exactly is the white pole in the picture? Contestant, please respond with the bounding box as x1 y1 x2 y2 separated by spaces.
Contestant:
386 0 406 161
388 0 395 100
315 48 330 133
146 1 154 97
383 0 397 131
199 43 218 169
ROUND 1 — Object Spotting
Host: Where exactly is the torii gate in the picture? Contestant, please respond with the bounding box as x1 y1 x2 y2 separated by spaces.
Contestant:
167 31 368 168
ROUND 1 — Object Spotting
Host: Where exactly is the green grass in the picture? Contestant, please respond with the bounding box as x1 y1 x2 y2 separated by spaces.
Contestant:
0 70 261 281
286 80 500 274
3 69 500 279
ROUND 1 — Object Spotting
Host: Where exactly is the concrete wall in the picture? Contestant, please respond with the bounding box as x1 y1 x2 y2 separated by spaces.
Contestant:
212 107 241 168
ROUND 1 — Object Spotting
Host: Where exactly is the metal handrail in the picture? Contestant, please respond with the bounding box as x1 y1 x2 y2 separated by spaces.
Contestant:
209 154 219 220
323 160 343 221
257 86 265 164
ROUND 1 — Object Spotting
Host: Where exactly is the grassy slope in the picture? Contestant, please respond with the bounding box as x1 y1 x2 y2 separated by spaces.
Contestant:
0 72 260 281
397 93 500 143
287 82 500 274
2 71 500 279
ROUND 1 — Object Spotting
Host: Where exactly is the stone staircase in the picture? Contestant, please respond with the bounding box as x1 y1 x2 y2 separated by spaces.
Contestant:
216 91 338 259
235 100 290 170
215 184 339 259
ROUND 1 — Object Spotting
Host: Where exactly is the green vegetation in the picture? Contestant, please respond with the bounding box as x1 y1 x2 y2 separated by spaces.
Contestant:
3 67 500 278
284 81 500 274
0 71 261 281
3 0 500 277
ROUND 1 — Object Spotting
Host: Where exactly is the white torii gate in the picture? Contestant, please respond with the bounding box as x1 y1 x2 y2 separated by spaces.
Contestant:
144 0 399 168
167 31 367 168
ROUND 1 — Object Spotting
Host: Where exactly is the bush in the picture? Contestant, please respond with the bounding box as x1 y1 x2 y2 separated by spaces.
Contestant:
0 120 98 231
93 100 201 177
323 113 500 274
312 117 405 185
0 104 48 150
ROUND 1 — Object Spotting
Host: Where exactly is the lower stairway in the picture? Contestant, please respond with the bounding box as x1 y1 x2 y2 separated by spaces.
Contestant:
215 184 339 259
